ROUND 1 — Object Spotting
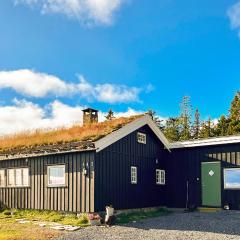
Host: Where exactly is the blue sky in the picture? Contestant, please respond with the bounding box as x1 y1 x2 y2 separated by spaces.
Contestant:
0 0 240 135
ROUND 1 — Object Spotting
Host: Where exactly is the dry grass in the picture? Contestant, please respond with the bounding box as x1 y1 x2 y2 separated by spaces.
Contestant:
0 115 143 152
0 218 61 240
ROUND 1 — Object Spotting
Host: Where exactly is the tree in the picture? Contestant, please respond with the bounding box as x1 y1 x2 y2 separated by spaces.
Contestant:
105 109 115 121
192 109 200 139
215 115 229 136
227 91 240 135
163 117 180 142
178 96 192 140
199 117 214 138
147 109 164 130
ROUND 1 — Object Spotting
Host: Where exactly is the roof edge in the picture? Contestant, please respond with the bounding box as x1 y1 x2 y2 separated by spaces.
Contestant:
95 114 171 152
170 135 240 149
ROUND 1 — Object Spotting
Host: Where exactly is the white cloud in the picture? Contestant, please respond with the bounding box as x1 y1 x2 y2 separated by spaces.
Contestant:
14 0 127 26
0 69 142 104
227 1 240 38
0 99 144 136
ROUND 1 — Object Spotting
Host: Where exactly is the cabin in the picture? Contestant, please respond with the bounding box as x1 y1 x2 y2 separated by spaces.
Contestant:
0 108 240 212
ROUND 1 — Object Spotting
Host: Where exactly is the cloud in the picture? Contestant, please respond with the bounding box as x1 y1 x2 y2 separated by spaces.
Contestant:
0 69 142 104
227 1 240 38
14 0 127 26
0 99 143 136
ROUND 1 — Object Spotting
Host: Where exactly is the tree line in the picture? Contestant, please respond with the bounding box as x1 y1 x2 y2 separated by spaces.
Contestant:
105 91 240 142
154 91 240 142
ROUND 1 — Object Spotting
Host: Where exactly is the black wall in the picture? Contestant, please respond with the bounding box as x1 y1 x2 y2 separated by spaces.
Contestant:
0 151 95 213
167 143 240 209
94 125 168 211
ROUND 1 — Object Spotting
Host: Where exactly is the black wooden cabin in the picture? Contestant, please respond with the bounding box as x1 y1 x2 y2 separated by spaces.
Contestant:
1 111 240 212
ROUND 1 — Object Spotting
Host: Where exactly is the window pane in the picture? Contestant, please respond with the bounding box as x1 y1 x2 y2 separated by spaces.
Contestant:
48 166 65 186
224 169 240 189
0 170 5 187
15 169 22 186
22 168 29 186
8 169 15 187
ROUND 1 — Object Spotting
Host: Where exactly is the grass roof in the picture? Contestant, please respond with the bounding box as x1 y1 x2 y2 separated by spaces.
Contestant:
0 115 143 154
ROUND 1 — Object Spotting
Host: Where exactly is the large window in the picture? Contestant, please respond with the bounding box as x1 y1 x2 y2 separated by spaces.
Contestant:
48 165 66 187
137 132 147 144
131 166 137 184
7 168 29 187
0 170 5 187
224 168 240 189
156 169 165 185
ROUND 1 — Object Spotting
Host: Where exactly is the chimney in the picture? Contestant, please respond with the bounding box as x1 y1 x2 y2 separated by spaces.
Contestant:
82 108 99 125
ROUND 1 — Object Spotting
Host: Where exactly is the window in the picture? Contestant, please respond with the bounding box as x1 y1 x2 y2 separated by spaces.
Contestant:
48 165 66 187
0 170 5 187
131 166 137 184
224 168 240 189
156 169 165 185
7 168 29 187
137 132 146 144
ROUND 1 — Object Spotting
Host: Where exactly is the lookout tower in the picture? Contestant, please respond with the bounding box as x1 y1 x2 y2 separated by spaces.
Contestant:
82 108 98 125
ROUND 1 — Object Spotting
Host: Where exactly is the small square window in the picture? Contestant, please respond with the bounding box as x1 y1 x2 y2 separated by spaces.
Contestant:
48 165 66 187
156 169 165 185
131 166 137 184
137 132 146 144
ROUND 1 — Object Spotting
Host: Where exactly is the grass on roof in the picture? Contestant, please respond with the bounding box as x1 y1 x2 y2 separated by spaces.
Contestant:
0 115 143 153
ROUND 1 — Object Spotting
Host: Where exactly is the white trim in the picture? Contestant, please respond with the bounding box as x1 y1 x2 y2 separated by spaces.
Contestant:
131 166 137 184
47 165 66 187
224 168 240 190
137 132 147 144
95 115 171 152
170 135 240 149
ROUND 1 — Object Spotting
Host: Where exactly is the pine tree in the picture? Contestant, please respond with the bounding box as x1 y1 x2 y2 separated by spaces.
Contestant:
199 117 214 138
179 96 192 140
215 115 229 136
192 108 200 139
227 91 240 135
147 109 164 130
163 117 180 142
105 109 115 121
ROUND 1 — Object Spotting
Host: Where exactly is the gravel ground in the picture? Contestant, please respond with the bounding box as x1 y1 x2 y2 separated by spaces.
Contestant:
56 211 240 240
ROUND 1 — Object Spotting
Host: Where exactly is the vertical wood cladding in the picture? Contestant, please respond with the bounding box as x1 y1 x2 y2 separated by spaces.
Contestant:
94 125 168 211
0 151 95 213
167 143 240 209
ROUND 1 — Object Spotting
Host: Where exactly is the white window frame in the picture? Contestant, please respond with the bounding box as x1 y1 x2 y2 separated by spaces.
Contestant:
131 166 137 184
156 169 165 185
0 169 6 187
224 168 240 189
137 132 147 144
47 165 66 187
7 168 29 187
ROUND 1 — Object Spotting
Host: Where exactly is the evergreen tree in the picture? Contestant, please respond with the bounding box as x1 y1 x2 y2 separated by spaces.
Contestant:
163 117 180 142
105 109 115 121
192 108 200 139
199 117 214 138
227 91 240 135
215 115 229 136
147 109 164 130
179 96 192 140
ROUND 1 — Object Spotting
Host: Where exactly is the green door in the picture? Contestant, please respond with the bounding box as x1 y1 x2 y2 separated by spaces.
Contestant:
201 162 221 207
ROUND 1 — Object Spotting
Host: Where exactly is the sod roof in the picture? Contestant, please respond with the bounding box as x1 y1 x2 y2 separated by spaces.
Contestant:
0 115 143 160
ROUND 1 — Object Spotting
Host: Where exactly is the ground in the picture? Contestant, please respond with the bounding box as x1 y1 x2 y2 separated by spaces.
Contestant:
0 218 61 240
56 211 240 240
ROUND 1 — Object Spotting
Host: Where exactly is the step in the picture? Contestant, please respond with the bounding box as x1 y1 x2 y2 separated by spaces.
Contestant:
197 207 222 213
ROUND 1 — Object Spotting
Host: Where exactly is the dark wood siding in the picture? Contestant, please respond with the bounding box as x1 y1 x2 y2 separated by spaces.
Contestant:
0 151 95 213
94 125 168 211
167 143 240 209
